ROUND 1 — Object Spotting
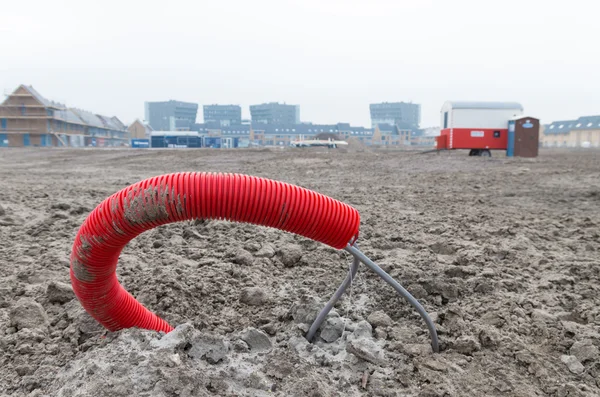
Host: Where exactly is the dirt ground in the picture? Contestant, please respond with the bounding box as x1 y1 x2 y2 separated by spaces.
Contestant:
0 147 599 397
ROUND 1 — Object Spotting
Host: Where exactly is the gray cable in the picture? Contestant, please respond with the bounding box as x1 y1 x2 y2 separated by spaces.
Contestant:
344 244 440 353
306 255 360 341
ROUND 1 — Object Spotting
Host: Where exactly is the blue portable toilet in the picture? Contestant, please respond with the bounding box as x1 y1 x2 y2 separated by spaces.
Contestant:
507 119 516 157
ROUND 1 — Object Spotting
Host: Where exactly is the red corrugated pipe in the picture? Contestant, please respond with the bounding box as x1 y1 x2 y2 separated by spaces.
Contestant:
70 172 360 333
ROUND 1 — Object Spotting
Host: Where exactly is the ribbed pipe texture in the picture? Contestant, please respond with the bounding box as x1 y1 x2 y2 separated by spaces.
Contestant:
70 172 361 333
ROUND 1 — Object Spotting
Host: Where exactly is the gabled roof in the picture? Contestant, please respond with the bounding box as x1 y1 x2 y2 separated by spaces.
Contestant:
54 109 86 125
71 109 105 128
111 116 127 130
22 85 66 109
545 115 600 134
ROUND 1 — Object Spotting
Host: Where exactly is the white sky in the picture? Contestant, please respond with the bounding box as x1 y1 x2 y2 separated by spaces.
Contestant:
1 0 598 127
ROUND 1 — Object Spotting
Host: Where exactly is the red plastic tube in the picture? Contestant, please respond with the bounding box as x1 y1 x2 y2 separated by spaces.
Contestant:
70 172 360 333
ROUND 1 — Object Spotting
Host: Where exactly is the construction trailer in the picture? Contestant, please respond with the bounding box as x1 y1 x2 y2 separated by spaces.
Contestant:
437 101 524 156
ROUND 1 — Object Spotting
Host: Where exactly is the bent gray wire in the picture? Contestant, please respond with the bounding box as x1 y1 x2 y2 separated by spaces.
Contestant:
344 244 440 353
306 255 359 341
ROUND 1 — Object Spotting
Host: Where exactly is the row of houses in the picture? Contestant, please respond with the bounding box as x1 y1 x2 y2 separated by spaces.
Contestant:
1 85 433 148
540 116 600 148
0 85 128 147
146 122 434 148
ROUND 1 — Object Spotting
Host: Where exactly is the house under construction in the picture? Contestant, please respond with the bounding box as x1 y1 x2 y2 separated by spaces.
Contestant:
0 85 128 147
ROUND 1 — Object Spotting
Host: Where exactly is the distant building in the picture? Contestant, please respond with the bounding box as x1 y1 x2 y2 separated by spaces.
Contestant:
541 116 600 148
191 122 373 147
371 124 412 146
150 131 201 148
250 102 300 125
203 105 241 126
128 119 153 140
0 84 128 147
144 100 198 131
370 102 421 129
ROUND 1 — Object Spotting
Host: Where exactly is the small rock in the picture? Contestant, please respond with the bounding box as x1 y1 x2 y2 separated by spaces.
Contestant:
346 338 385 364
244 242 261 252
320 317 345 343
232 339 250 352
234 249 254 266
452 335 481 355
169 235 185 246
260 323 278 336
401 343 434 356
188 334 229 364
561 355 585 375
429 242 456 255
570 340 598 363
407 284 428 299
374 328 388 340
256 243 276 258
10 298 48 331
420 358 448 372
279 245 303 267
15 365 35 376
367 311 393 328
241 328 272 352
152 240 163 248
290 297 323 325
479 329 499 348
531 309 556 323
51 203 71 211
46 281 74 304
240 287 268 306
352 321 373 339
151 323 195 350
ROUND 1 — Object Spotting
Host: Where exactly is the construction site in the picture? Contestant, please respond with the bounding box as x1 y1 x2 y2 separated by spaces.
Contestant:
0 147 599 396
0 85 129 148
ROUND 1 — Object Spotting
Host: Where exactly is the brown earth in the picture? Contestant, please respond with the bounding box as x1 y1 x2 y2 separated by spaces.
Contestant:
0 148 599 397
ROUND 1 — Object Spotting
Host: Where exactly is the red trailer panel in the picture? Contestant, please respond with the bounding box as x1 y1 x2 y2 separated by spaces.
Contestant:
440 127 508 150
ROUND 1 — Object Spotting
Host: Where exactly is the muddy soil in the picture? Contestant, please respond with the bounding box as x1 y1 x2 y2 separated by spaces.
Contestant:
0 148 599 397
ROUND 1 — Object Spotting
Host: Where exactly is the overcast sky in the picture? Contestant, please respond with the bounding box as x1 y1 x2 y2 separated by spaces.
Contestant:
1 0 598 127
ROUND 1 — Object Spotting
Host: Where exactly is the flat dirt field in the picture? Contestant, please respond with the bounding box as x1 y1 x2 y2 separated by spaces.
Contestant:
0 148 599 397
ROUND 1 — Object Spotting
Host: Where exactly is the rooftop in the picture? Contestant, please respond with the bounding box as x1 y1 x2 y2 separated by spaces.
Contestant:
545 115 600 134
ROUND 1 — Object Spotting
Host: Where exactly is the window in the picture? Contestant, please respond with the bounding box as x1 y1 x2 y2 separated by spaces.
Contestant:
576 123 581 127
559 124 564 128
549 125 555 129
587 122 593 127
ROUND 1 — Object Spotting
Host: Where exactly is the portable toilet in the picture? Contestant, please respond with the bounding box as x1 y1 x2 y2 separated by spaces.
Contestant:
507 116 539 158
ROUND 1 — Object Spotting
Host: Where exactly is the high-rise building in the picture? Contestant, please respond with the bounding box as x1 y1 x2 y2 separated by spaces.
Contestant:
250 102 300 125
144 100 198 131
203 105 241 126
370 102 421 129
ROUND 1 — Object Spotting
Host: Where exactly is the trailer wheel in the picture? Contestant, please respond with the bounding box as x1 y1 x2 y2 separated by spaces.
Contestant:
481 149 491 157
469 149 479 156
